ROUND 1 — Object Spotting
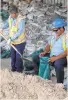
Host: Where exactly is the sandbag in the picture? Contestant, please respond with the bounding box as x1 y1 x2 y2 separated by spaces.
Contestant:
39 56 50 79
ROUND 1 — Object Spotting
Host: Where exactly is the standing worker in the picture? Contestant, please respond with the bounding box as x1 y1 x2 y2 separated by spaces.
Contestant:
0 5 26 72
33 18 67 83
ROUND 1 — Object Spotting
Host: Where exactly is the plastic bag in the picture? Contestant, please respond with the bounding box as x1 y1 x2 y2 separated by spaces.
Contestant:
39 56 50 79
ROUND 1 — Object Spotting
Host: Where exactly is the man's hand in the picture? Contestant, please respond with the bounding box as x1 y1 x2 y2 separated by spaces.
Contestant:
39 52 45 57
48 56 58 63
7 38 11 45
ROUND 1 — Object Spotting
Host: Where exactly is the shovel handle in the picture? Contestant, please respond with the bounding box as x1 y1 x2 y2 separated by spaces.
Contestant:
0 33 32 62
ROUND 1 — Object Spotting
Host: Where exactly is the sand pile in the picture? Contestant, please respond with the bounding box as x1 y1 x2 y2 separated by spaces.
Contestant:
0 69 67 100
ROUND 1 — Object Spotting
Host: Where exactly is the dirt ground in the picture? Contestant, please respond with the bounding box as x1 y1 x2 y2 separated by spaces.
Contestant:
0 58 68 100
1 58 10 70
0 68 67 100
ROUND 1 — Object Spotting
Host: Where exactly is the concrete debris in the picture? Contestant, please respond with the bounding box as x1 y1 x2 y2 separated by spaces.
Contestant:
0 69 67 100
25 42 36 55
54 9 67 18
0 40 6 48
0 28 10 51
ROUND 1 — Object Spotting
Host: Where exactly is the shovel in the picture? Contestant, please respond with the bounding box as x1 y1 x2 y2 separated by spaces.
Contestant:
0 33 32 62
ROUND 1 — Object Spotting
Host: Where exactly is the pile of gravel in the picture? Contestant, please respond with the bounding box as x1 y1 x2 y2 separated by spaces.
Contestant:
0 69 67 100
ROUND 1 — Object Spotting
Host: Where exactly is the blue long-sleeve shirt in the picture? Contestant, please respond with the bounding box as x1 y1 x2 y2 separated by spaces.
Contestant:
1 18 25 40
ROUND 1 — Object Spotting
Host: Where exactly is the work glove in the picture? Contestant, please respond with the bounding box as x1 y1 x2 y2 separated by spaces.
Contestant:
7 38 11 45
7 36 14 45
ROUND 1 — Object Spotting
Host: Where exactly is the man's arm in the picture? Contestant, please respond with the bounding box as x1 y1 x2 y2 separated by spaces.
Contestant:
43 44 50 54
49 50 67 62
40 35 52 56
40 44 50 56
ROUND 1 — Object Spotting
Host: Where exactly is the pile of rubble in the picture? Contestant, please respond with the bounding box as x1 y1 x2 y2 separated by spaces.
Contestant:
0 69 67 100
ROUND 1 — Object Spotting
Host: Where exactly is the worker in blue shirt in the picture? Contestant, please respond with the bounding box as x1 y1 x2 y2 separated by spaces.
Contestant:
33 18 67 83
0 5 26 72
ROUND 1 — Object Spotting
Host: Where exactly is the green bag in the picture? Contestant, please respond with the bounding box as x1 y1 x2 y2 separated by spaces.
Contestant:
39 56 50 79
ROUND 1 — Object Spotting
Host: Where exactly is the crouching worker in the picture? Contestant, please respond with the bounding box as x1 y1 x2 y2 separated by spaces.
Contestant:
33 18 67 83
0 5 26 72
